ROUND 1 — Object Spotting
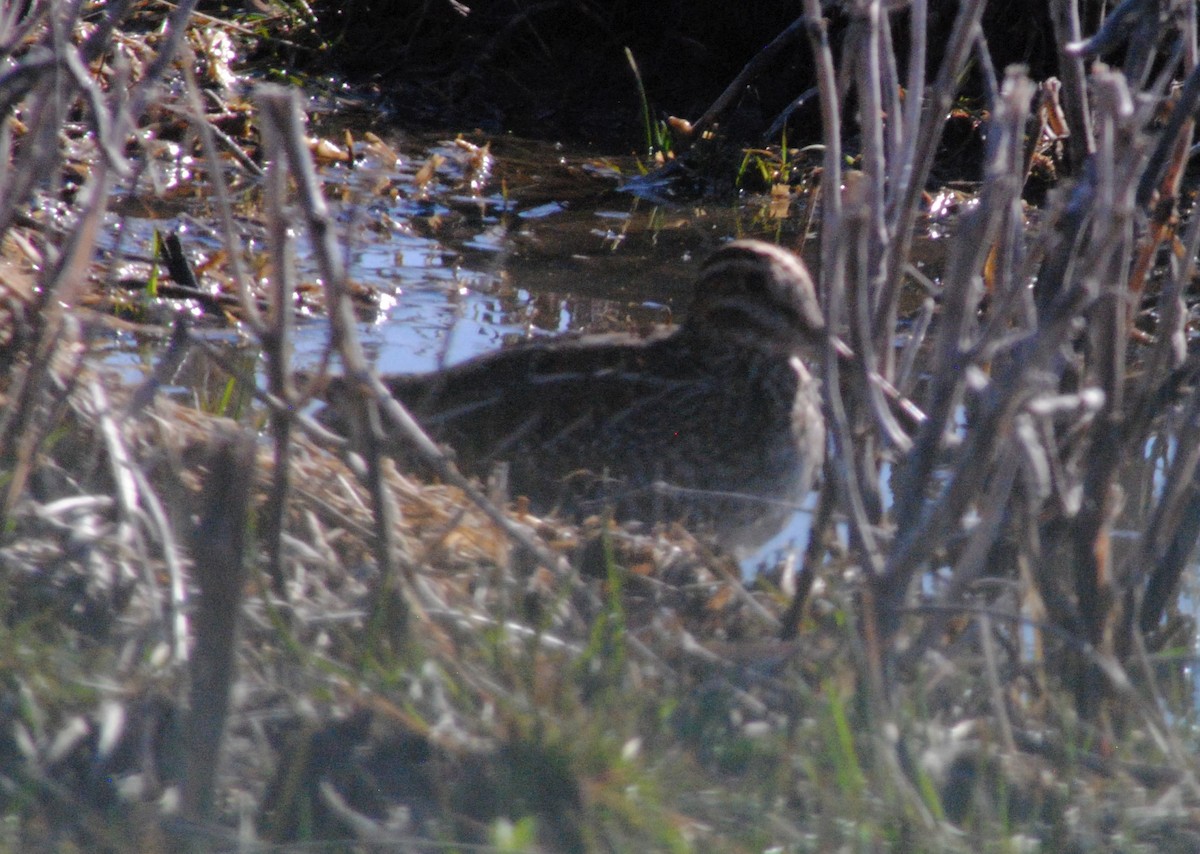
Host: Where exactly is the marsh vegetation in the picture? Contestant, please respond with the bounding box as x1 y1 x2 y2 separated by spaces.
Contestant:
2 1 1200 851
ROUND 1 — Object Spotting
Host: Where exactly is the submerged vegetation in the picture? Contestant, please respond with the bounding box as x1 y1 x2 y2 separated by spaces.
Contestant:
3 0 1200 851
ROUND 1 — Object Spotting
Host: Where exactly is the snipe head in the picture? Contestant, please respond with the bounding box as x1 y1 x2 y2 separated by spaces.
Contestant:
685 240 825 354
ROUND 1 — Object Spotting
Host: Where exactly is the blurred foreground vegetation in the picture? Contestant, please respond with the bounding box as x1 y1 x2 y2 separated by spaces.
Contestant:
2 1 1200 851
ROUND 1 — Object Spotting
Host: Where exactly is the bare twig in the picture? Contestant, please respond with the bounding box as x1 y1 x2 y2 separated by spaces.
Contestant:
687 15 808 141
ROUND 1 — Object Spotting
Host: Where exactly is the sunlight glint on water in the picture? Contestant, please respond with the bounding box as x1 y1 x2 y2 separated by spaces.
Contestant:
106 133 838 577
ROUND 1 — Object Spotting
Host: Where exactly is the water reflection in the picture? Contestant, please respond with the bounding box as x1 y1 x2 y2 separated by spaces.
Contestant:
100 131 869 571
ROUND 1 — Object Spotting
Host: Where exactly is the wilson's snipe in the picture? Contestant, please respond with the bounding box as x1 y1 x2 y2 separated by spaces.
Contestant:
320 240 826 552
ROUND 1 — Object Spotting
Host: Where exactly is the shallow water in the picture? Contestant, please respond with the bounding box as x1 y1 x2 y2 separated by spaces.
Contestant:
96 127 945 573
291 134 823 376
324 134 828 570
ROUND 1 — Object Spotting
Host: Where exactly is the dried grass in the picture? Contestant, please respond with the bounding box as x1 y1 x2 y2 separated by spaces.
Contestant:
2 1 1200 851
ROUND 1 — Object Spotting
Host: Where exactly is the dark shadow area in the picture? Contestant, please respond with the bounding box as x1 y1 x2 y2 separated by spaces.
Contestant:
308 0 1063 149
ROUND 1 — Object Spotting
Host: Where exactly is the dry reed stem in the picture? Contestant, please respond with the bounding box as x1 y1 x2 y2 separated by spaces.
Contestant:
783 1 1200 730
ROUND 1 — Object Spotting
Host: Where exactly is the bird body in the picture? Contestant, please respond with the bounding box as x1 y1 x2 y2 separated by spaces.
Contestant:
321 240 826 552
